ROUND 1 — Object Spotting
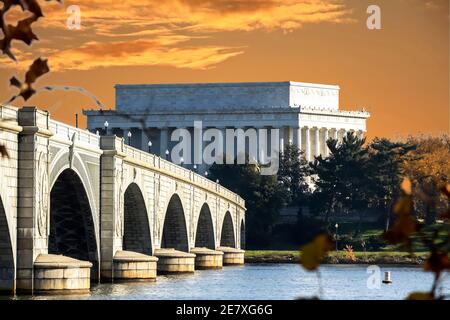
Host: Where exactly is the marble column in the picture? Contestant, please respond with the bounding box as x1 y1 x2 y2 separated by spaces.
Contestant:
332 128 338 141
339 129 345 143
287 127 294 145
160 127 169 158
305 127 311 161
314 127 320 157
279 126 285 154
141 128 149 151
323 128 329 157
293 127 302 152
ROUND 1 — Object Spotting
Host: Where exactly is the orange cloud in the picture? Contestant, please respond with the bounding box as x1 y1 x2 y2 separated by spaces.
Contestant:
3 0 353 71
40 0 353 34
45 40 245 71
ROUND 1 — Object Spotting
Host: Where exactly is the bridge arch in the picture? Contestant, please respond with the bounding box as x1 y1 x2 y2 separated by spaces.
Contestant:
220 211 236 248
194 203 215 249
240 219 245 249
0 195 14 293
49 168 99 278
161 193 189 252
123 182 152 255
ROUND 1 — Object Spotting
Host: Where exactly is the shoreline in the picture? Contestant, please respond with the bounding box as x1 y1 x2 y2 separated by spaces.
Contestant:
244 251 427 265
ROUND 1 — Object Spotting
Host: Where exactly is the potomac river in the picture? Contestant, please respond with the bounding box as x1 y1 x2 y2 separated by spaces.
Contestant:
8 264 450 300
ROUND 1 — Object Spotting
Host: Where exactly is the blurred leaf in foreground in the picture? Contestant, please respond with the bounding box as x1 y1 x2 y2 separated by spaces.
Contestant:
0 144 9 158
384 178 417 246
300 234 333 271
9 57 49 101
407 292 434 300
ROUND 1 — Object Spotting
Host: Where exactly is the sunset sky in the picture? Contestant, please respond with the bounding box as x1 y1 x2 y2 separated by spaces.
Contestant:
0 0 448 140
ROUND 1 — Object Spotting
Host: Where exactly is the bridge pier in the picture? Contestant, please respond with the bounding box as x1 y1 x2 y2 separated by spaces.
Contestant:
218 247 245 265
154 249 196 273
190 247 223 270
33 254 92 294
113 251 158 281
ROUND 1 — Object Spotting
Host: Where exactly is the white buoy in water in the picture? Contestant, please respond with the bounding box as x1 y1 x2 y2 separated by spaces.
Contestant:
382 271 392 284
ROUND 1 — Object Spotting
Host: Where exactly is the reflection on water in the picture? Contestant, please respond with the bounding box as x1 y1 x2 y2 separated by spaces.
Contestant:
9 264 450 300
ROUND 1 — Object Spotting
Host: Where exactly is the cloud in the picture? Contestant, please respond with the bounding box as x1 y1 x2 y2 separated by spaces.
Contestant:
40 0 353 34
4 0 352 70
43 39 245 71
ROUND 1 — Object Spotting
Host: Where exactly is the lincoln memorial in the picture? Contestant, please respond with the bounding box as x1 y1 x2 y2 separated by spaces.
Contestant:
83 81 370 172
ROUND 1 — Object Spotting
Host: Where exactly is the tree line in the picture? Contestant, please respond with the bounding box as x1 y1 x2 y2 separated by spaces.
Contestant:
209 132 450 248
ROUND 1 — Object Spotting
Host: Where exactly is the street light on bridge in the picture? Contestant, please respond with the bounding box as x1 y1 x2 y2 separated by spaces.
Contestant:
103 120 109 135
147 140 152 153
127 131 132 145
165 149 170 160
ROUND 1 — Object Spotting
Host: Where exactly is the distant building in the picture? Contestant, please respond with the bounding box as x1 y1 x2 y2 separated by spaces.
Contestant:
84 81 370 172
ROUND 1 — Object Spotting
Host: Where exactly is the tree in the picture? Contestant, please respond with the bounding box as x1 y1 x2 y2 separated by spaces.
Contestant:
278 144 310 208
403 134 450 225
309 132 372 232
208 157 285 248
367 138 416 230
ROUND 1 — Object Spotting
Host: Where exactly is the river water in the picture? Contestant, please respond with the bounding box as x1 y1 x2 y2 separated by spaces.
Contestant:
10 264 450 300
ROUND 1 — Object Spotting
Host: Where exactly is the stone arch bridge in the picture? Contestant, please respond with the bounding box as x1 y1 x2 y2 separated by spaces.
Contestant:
0 106 246 294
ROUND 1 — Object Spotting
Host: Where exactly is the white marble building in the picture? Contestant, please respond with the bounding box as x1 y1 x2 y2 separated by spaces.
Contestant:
83 81 370 172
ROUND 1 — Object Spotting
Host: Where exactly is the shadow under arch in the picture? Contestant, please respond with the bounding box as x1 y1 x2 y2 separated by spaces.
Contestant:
49 168 99 279
0 196 14 293
220 211 236 248
240 219 246 250
195 203 215 249
161 194 189 252
123 183 152 255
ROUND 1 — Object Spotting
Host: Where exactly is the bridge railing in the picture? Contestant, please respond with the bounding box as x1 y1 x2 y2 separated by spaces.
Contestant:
49 120 100 147
0 105 19 122
122 143 245 207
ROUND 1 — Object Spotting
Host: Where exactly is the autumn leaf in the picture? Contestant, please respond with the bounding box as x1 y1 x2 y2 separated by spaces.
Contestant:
8 16 40 45
407 292 434 300
9 57 50 101
0 0 62 61
401 177 412 195
384 178 418 245
424 251 450 274
440 184 450 199
300 234 333 271
0 144 9 158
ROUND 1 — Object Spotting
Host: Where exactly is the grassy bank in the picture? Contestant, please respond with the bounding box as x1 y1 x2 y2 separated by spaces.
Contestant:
245 250 428 265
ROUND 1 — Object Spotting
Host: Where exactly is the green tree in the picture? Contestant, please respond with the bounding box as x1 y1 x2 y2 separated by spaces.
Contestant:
309 132 371 232
368 138 416 230
278 144 310 207
209 159 285 248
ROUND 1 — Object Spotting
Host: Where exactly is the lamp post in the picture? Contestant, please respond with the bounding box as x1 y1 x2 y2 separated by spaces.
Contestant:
216 179 220 184
147 140 152 153
180 157 184 167
127 131 132 145
335 223 339 251
193 164 197 173
104 120 109 135
165 149 170 160
204 171 208 177
96 130 100 136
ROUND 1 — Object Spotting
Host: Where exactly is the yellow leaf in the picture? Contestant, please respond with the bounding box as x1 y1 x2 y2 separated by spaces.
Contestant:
401 177 412 195
393 195 413 216
300 234 333 271
406 292 434 300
